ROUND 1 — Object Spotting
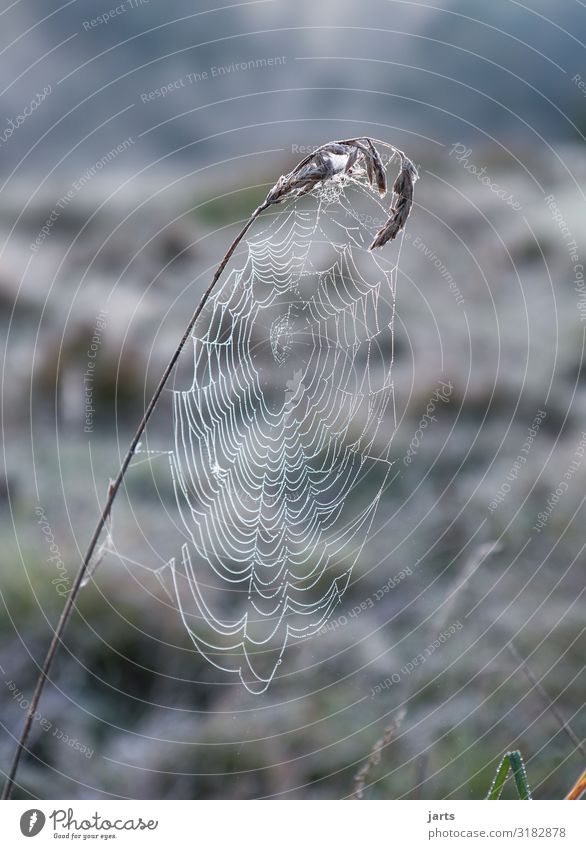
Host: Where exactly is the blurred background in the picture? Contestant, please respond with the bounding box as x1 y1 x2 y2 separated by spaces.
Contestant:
1 0 585 800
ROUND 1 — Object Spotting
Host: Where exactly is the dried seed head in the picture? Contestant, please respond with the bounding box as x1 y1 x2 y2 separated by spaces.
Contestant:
366 138 387 196
263 138 418 249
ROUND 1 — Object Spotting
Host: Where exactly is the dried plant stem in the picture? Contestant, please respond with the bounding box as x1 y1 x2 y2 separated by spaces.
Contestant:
0 202 268 801
350 709 406 799
566 766 586 799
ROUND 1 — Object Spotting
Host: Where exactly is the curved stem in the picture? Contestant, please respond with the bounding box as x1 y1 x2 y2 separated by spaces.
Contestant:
1 202 267 800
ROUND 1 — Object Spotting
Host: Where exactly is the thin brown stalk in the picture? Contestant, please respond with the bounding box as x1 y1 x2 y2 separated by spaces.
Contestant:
350 709 406 799
507 642 586 759
0 202 268 800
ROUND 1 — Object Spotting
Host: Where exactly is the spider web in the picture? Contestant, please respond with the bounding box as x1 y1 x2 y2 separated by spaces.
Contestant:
148 175 403 693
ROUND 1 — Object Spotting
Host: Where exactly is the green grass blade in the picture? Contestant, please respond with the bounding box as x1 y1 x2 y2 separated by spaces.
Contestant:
487 754 511 799
508 750 532 800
